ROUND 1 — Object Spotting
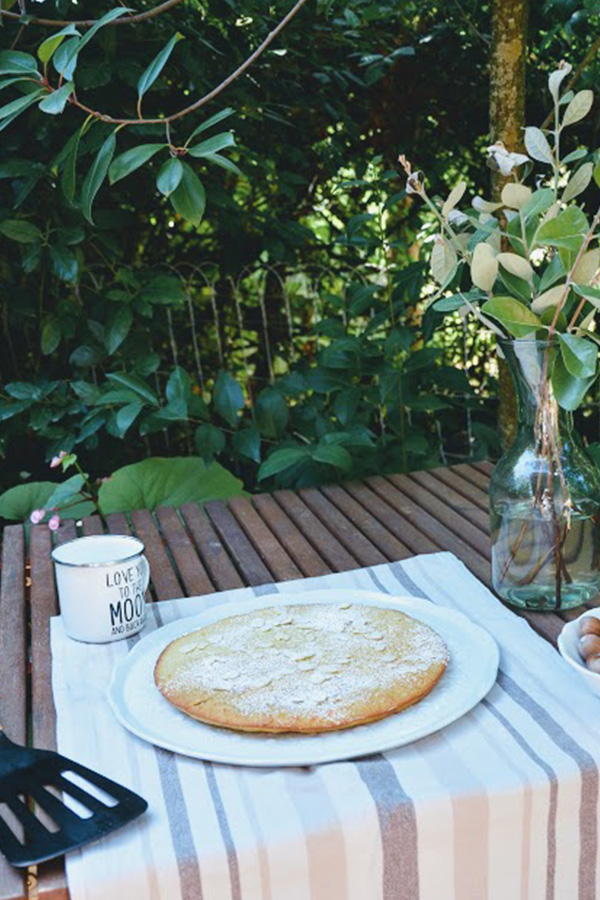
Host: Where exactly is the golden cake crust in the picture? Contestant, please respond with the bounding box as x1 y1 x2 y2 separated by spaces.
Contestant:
154 603 448 734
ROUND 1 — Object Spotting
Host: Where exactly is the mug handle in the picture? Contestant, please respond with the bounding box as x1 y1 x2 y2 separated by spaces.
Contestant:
141 554 151 594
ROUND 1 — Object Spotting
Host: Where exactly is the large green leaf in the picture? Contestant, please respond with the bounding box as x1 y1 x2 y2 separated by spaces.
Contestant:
0 219 42 242
186 108 234 143
0 89 45 121
45 474 85 510
106 306 133 354
194 424 225 463
312 444 353 472
81 132 116 223
97 457 243 513
54 7 131 78
38 81 74 115
106 372 158 406
552 354 596 411
481 296 541 338
232 426 261 463
108 143 165 184
38 24 80 65
156 157 183 196
187 132 235 158
137 32 184 101
558 334 598 378
536 207 589 252
255 388 289 438
0 480 93 521
258 447 311 481
170 163 206 225
213 371 244 427
0 50 39 76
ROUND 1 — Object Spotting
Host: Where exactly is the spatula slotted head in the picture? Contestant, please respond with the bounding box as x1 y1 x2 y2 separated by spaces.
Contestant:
0 733 147 867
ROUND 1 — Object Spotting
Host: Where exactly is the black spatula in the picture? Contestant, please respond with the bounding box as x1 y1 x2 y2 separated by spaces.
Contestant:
0 727 147 867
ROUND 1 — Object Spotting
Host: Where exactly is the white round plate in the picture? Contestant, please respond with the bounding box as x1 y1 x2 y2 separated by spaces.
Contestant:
108 590 499 767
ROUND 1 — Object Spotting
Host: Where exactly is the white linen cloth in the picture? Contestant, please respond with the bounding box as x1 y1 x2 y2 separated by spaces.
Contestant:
50 551 600 900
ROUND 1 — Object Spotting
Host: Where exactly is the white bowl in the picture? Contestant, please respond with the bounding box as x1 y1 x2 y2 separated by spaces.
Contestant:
558 610 600 697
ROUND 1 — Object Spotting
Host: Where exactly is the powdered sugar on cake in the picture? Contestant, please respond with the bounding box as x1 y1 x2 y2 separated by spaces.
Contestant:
156 604 448 727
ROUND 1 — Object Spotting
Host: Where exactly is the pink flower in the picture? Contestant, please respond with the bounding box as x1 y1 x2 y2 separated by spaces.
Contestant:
30 509 46 524
48 514 61 531
50 451 67 469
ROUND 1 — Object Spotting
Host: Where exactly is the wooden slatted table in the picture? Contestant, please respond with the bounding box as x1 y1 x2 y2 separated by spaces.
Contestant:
0 460 586 900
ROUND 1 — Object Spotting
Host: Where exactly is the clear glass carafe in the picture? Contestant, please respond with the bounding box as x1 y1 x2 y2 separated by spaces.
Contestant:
490 339 600 610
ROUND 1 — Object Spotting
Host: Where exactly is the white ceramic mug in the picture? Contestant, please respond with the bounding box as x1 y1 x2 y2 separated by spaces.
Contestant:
52 535 150 643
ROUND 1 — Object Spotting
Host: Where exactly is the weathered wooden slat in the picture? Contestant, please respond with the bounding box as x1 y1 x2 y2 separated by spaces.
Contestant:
473 459 494 476
105 512 129 533
130 510 182 601
426 466 489 512
204 501 273 586
298 488 388 567
394 474 490 558
156 507 213 596
81 515 104 536
408 470 490 531
180 504 244 592
227 497 303 582
251 494 331 578
273 491 358 572
343 482 440 556
33 522 76 900
365 476 492 585
450 463 491 492
320 485 412 561
0 526 27 900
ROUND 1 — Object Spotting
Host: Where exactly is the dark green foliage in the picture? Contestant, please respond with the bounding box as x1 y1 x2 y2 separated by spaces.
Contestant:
1 0 599 495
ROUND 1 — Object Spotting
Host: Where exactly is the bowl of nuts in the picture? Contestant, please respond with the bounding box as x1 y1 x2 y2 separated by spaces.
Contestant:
558 611 600 695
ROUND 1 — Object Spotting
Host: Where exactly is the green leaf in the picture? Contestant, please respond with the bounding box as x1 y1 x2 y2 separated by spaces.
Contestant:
0 89 45 121
81 132 116 224
115 401 143 437
213 370 244 427
5 381 40 400
312 444 353 472
481 296 541 338
203 153 242 176
170 163 206 225
166 366 190 411
108 143 165 184
137 32 184 100
60 125 84 202
38 24 80 64
106 372 158 406
520 188 555 221
0 50 39 76
536 206 589 252
552 354 596 411
187 132 235 158
106 306 133 354
45 474 85 511
52 37 81 79
0 482 55 521
432 290 483 313
0 218 42 242
38 81 74 115
258 447 311 481
41 319 61 355
572 284 600 310
49 244 78 282
562 90 594 128
255 388 289 438
194 424 225 463
232 426 261 463
156 157 183 196
562 148 588 165
558 334 598 378
186 108 234 143
594 159 600 190
333 387 360 425
54 7 131 79
97 457 243 513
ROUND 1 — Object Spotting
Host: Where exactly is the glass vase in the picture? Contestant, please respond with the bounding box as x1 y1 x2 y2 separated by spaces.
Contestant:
490 339 600 611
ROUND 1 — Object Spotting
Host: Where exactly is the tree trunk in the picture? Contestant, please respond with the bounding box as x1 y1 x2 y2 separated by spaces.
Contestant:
489 0 529 449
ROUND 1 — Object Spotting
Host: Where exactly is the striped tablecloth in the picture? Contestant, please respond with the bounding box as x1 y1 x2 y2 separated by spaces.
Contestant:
51 551 600 900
